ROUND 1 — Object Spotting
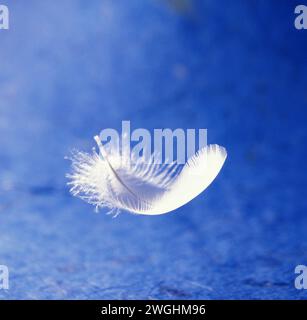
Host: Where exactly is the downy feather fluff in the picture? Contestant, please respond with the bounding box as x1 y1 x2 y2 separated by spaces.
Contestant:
67 135 227 216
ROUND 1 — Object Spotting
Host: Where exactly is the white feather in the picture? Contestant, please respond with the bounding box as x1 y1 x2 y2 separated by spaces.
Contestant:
67 135 227 215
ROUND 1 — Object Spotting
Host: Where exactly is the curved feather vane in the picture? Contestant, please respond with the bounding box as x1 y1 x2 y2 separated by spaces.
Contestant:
67 135 227 215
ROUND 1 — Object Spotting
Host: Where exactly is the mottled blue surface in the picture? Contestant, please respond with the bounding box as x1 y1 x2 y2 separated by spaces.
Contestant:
0 0 307 299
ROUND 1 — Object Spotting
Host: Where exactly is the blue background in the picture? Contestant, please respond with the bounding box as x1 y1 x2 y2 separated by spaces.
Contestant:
0 0 307 299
